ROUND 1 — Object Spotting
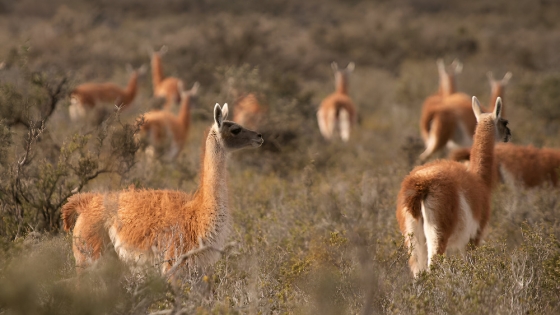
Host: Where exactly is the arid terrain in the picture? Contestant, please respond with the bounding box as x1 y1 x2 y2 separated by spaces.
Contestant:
0 0 560 314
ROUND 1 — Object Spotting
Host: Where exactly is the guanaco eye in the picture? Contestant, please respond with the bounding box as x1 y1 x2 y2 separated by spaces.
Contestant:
231 127 241 135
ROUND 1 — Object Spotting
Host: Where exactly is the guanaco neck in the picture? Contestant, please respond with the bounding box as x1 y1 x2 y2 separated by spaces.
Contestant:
438 73 456 97
124 72 139 104
469 118 496 187
178 94 192 132
151 54 164 88
193 130 229 231
335 73 349 95
489 83 504 114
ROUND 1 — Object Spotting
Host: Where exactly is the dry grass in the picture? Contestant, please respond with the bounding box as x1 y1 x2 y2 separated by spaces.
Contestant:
1 0 560 314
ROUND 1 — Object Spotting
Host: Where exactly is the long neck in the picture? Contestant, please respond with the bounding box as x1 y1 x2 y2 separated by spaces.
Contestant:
197 130 229 213
335 73 348 95
438 73 456 97
489 83 504 114
469 119 496 187
178 95 191 132
124 72 138 104
151 54 164 88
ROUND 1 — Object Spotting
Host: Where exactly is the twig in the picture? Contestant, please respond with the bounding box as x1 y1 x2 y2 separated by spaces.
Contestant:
164 240 236 279
16 120 45 173
6 76 67 128
42 77 68 121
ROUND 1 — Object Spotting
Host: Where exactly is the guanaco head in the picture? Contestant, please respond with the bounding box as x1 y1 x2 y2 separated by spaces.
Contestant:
179 81 200 108
487 71 512 89
181 81 199 96
126 64 148 77
472 96 511 143
157 45 168 57
213 103 263 151
486 71 512 113
331 62 355 94
487 71 512 98
146 45 168 58
436 58 463 96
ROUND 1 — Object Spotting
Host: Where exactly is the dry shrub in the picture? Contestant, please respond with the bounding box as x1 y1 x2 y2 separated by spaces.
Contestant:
0 0 559 314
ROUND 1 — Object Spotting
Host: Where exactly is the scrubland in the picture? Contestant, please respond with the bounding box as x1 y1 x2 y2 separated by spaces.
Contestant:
0 0 560 314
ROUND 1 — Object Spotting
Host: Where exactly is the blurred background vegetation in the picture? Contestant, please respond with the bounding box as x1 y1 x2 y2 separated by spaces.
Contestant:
0 0 559 314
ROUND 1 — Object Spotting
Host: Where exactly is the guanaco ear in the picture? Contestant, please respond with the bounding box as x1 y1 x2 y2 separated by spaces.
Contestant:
137 64 148 75
492 97 503 120
346 62 355 73
502 72 512 85
472 96 483 122
126 63 133 73
331 62 339 72
214 103 224 128
437 58 446 76
451 59 462 74
159 45 168 56
487 71 495 83
179 81 188 101
190 82 200 95
222 103 229 120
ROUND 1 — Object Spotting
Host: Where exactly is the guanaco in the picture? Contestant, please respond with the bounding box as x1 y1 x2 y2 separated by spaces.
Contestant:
419 59 463 143
419 71 512 162
148 45 183 110
450 143 560 188
317 62 357 142
138 82 199 160
232 92 265 130
62 103 263 274
69 64 147 121
397 97 511 276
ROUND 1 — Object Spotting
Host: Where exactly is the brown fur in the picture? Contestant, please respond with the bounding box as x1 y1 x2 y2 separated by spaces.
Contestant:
233 93 265 130
419 70 511 161
450 143 560 188
317 62 357 142
62 104 263 274
486 72 512 115
70 68 143 110
448 147 471 162
419 93 474 161
150 45 182 110
139 82 199 159
419 59 463 142
398 97 510 276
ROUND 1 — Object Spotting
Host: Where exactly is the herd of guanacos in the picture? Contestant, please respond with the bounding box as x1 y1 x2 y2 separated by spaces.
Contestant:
61 45 559 277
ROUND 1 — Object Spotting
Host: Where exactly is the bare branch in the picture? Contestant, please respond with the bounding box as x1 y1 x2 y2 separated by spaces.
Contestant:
16 120 45 176
164 240 236 279
42 76 68 121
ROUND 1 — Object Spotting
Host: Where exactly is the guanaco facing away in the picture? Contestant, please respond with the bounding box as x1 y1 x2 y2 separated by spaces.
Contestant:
317 62 357 142
226 77 266 130
233 92 265 130
419 59 463 143
419 71 512 162
148 45 183 110
69 64 147 122
449 143 560 189
138 81 199 160
62 103 263 275
397 97 510 277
